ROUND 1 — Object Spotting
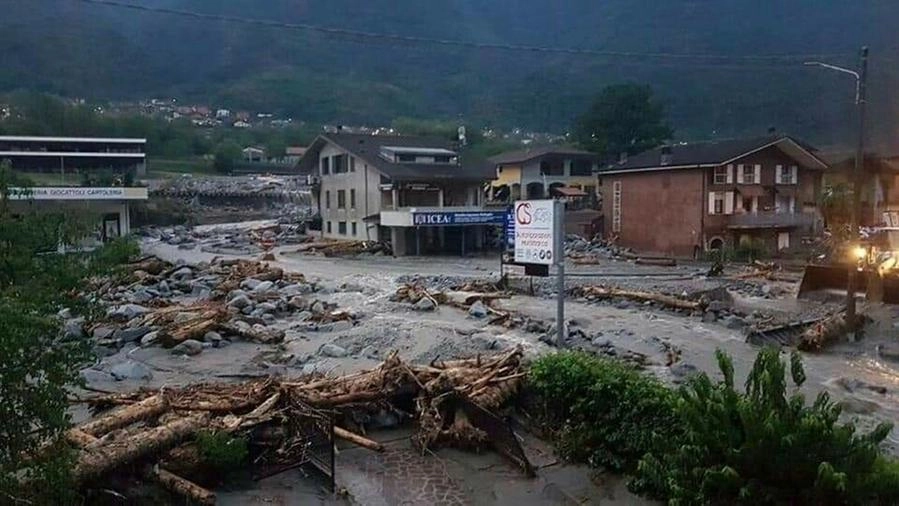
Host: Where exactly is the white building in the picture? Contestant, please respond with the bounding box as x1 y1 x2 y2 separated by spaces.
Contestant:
0 135 147 176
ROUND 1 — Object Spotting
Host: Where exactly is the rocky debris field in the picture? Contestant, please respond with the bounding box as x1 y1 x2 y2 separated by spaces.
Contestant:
141 221 310 255
148 175 310 197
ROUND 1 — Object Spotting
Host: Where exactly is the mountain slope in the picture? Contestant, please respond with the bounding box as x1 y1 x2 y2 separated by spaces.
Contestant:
2 0 897 148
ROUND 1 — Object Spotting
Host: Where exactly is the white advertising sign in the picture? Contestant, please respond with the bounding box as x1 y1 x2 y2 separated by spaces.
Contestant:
8 187 148 201
513 199 555 265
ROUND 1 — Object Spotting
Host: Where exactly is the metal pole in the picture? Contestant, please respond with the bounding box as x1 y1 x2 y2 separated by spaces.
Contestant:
847 46 868 325
555 199 565 344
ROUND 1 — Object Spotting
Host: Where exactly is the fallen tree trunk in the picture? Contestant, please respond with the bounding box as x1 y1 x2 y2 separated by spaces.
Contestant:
74 412 210 483
575 286 700 310
77 394 167 436
151 465 216 505
635 257 677 267
334 426 384 452
217 321 285 344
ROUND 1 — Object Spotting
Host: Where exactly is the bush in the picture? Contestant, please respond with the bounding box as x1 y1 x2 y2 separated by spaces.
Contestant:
528 352 679 472
633 348 899 505
196 431 249 473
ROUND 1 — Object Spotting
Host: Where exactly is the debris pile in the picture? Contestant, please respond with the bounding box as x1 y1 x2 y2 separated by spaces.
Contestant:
292 239 392 257
149 175 310 198
143 222 310 254
81 257 325 357
571 285 703 312
565 234 634 261
64 350 525 503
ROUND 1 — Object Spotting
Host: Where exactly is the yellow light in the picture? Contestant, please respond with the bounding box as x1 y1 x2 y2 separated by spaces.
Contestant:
853 246 868 260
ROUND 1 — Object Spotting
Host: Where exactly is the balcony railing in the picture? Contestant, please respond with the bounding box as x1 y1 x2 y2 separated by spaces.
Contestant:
727 212 819 229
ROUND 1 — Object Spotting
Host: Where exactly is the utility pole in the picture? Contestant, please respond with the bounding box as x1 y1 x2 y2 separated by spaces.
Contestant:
805 46 868 324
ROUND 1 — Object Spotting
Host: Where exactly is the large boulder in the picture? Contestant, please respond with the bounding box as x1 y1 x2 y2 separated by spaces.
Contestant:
319 343 348 358
107 304 150 322
109 360 153 381
318 320 353 333
114 326 152 343
63 318 85 339
92 325 117 340
252 281 275 294
468 301 488 318
414 297 436 311
171 339 204 356
228 294 252 310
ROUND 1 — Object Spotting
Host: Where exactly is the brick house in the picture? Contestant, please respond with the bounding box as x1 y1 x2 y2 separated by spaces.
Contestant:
597 135 828 257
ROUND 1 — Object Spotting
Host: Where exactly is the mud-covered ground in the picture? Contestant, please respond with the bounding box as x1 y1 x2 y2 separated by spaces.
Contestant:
77 222 899 504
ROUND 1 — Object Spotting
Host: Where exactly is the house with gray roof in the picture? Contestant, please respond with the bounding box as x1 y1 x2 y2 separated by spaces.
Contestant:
296 133 499 255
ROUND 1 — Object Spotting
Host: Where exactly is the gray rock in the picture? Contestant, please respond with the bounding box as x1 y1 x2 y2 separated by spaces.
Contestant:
262 314 276 325
839 396 880 414
140 331 159 346
252 281 275 294
370 410 400 428
280 284 307 297
81 368 114 384
216 339 231 348
468 301 488 318
108 304 149 321
877 344 899 363
288 296 309 310
701 311 718 323
414 297 436 311
171 267 194 280
319 343 348 358
311 301 325 314
114 326 152 343
171 339 204 356
202 342 213 349
319 320 353 333
130 289 154 304
109 360 153 381
93 345 119 358
240 278 262 290
204 331 223 343
302 362 322 375
241 305 256 315
295 311 313 321
723 315 745 330
761 284 773 295
157 280 171 294
707 300 729 312
63 318 85 339
258 302 278 313
191 285 211 299
57 308 73 319
614 300 633 310
670 362 700 379
360 345 379 359
228 294 252 309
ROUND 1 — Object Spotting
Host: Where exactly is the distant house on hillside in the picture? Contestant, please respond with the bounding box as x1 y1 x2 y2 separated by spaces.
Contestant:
822 152 899 226
241 146 265 162
596 135 828 257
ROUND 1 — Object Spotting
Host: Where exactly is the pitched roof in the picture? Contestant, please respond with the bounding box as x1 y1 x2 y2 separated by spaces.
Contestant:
489 145 598 165
599 135 827 174
297 133 494 181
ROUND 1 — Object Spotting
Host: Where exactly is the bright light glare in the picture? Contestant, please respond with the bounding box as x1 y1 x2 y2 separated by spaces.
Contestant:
853 246 868 260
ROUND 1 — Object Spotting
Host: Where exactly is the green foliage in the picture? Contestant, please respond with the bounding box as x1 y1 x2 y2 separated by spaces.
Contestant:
196 431 249 472
573 83 673 156
633 348 899 505
0 160 140 503
820 182 853 234
213 141 242 173
528 351 679 472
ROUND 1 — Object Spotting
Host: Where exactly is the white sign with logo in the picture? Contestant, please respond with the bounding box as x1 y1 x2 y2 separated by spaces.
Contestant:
513 199 555 265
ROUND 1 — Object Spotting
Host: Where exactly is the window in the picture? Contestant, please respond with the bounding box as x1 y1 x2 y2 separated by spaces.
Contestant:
350 189 356 208
778 164 795 184
333 154 348 173
540 159 564 176
397 154 417 163
713 167 728 185
327 221 332 234
742 197 753 213
612 181 622 233
351 222 358 236
338 221 347 235
434 155 451 163
583 185 596 196
320 157 330 175
714 193 725 214
337 190 346 209
740 164 755 184
571 159 593 176
349 156 356 172
325 191 330 209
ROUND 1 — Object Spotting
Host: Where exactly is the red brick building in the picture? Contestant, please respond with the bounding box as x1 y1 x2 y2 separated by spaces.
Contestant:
597 136 828 257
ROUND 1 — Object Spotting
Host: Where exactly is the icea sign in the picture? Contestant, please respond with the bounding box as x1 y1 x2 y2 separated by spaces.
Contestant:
513 200 555 265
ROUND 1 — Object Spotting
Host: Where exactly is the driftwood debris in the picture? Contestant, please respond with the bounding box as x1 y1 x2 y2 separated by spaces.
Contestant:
635 257 677 267
61 349 526 503
572 285 702 311
798 312 859 351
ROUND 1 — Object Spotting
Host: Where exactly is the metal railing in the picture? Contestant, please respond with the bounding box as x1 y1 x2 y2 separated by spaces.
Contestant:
728 212 819 229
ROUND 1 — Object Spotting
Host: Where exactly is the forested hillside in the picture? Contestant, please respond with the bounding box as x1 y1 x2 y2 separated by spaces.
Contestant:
3 1 897 149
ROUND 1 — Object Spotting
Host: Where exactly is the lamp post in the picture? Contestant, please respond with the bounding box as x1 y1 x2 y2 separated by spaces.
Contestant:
804 46 868 324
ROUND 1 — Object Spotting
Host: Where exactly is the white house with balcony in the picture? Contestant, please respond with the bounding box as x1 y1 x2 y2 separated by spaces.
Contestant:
296 133 499 255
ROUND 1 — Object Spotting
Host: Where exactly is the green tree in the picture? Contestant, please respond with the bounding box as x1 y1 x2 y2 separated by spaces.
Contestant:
573 83 673 157
0 161 138 503
213 141 242 173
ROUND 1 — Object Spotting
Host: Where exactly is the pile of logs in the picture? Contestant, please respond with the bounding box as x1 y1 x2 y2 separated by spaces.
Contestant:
571 285 703 311
61 349 525 504
293 240 391 257
393 283 513 322
732 260 799 282
798 312 861 351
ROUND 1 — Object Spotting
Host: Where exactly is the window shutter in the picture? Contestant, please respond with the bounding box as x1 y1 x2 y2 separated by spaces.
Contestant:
724 192 734 215
752 196 759 213
726 164 733 184
708 192 716 214
791 165 798 185
775 165 783 184
754 164 762 184
789 196 796 213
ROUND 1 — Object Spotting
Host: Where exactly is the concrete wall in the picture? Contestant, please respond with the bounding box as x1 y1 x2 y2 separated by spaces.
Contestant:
601 168 705 257
317 143 384 241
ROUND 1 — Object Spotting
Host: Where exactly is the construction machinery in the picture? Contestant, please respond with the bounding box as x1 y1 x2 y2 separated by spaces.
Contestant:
798 227 899 303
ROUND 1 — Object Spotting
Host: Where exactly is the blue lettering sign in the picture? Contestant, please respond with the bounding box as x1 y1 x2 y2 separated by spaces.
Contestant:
411 211 507 227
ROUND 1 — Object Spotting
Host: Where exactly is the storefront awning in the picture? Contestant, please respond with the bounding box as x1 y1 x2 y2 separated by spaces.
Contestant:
550 186 588 197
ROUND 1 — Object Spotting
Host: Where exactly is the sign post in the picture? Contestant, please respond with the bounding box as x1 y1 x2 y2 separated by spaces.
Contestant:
554 199 565 345
513 199 565 343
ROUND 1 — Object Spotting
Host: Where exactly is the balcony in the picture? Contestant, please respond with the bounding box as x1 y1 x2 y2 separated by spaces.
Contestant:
727 212 819 229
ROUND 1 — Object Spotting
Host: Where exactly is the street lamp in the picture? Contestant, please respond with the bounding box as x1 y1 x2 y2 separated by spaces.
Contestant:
804 46 868 325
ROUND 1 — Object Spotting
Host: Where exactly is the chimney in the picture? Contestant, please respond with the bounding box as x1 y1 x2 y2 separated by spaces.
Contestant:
619 151 628 164
660 145 673 166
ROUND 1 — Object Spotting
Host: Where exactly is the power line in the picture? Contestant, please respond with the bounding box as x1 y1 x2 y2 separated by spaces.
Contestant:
75 0 852 63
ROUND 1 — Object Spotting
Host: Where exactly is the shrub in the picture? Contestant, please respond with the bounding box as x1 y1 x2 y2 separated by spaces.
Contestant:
633 348 899 505
528 351 679 472
196 431 249 473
